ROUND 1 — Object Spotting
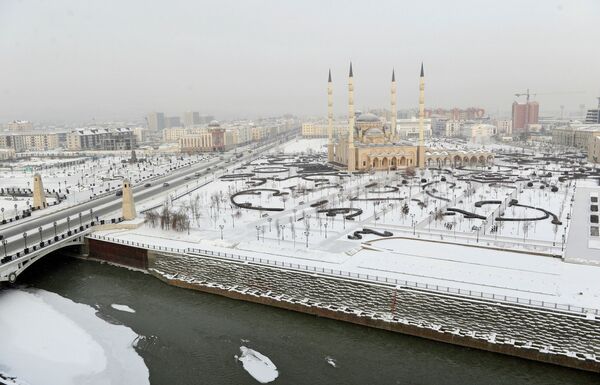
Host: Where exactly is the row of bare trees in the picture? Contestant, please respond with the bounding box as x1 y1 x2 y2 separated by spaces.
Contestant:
144 200 190 232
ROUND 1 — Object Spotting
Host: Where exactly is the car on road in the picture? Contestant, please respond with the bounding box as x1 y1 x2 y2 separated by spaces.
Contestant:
184 176 191 180
144 183 152 187
163 182 170 187
115 190 123 197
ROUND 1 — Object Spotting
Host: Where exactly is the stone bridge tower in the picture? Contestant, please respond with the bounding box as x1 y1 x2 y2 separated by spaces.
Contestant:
32 173 47 209
122 179 136 220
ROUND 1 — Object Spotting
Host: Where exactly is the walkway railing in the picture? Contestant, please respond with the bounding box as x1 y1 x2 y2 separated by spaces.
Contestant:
86 233 600 318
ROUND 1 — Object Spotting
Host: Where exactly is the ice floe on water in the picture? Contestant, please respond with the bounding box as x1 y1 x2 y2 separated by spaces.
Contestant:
235 346 279 383
325 356 337 367
0 289 148 385
111 304 136 313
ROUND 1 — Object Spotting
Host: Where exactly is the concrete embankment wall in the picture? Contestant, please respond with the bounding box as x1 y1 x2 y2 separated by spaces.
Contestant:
87 239 148 269
86 239 600 372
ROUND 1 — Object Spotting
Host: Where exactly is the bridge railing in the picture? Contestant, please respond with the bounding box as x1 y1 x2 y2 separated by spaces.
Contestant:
0 216 125 266
85 233 600 318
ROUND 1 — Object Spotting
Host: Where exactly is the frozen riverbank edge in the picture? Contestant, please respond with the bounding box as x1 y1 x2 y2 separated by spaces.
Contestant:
142 253 600 373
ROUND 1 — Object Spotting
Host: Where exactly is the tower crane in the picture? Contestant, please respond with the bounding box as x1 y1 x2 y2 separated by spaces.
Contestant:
514 89 585 134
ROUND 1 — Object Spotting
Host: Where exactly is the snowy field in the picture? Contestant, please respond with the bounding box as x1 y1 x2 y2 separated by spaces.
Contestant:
91 138 600 312
0 289 148 385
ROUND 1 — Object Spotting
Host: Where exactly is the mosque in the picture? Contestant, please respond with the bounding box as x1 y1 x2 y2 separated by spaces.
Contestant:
327 63 494 171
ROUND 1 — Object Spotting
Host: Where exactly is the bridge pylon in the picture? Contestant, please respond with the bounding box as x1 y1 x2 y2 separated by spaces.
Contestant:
122 179 136 220
32 173 47 209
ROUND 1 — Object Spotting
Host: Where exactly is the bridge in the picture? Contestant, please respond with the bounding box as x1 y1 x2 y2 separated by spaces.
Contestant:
0 133 295 283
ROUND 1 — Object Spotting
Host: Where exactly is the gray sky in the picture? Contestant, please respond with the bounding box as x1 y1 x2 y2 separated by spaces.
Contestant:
1 0 599 123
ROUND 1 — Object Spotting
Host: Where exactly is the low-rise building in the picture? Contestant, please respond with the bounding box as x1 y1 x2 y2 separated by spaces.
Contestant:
0 148 16 160
469 124 496 144
301 122 347 138
132 127 146 143
67 127 135 151
445 120 464 137
552 124 600 149
7 120 33 131
395 117 432 139
494 119 512 135
0 132 60 151
162 127 187 142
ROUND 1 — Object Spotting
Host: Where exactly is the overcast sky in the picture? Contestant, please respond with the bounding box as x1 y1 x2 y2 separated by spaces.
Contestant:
1 0 599 123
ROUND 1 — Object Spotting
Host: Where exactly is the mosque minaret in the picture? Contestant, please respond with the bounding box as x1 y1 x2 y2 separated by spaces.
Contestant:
417 62 426 168
327 69 334 162
390 69 397 140
347 62 356 172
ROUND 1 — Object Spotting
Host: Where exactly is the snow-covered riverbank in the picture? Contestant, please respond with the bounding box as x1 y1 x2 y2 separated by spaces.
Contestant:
0 289 148 385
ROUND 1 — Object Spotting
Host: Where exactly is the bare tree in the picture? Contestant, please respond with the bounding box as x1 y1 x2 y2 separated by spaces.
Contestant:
144 210 159 228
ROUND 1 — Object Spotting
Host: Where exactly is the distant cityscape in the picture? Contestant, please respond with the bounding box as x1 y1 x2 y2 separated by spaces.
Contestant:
2 96 600 161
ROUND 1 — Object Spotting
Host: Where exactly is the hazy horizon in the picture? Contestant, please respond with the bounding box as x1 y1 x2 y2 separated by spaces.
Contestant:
1 0 599 123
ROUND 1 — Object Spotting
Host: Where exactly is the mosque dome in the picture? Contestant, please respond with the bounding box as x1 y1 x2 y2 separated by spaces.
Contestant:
364 127 384 137
208 120 220 127
356 113 380 122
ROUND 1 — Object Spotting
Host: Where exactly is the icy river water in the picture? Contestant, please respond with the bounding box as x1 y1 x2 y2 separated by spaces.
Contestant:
6 254 599 385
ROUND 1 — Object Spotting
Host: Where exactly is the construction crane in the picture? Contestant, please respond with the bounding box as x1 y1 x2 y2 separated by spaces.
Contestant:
514 89 535 135
514 89 585 134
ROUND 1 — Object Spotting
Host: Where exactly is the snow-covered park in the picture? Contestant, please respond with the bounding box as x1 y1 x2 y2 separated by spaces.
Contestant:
90 138 600 312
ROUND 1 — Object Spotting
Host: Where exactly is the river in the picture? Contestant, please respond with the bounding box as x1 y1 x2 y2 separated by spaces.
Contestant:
9 254 599 385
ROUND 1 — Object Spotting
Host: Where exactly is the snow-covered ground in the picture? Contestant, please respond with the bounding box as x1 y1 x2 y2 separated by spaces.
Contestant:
0 289 148 385
89 138 600 313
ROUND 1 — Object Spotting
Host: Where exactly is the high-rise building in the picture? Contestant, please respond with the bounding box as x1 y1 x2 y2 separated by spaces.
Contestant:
146 112 165 131
512 101 539 133
183 111 201 127
164 116 182 128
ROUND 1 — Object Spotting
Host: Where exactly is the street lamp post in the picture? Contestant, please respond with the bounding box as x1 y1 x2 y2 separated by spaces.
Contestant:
1 207 4 221
38 226 43 245
219 224 224 240
324 222 328 239
23 232 28 250
304 230 310 248
280 224 286 240
67 217 71 234
2 239 7 258
255 225 260 241
78 212 83 229
53 221 58 240
267 217 272 232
